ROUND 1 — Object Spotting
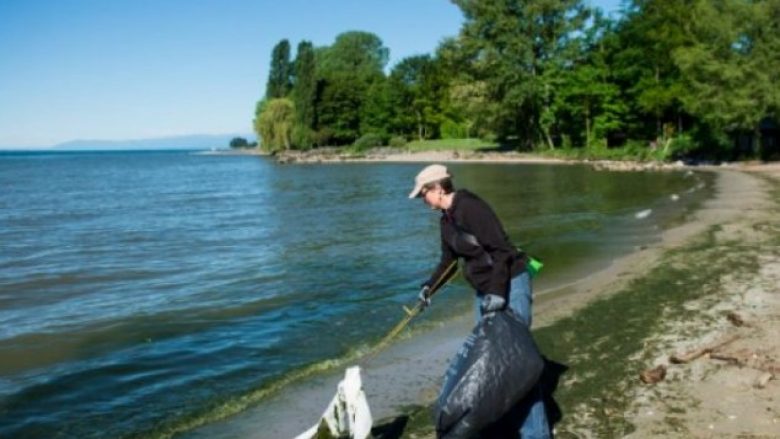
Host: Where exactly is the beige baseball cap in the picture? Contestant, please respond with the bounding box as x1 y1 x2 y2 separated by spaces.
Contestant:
408 164 451 198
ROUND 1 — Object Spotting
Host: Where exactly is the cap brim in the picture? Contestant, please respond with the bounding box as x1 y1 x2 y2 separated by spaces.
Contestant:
408 183 424 199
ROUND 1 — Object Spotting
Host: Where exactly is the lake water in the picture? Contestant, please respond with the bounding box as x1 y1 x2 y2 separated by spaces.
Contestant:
0 151 712 438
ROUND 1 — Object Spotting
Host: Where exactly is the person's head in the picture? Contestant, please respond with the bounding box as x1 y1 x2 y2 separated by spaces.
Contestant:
409 164 455 209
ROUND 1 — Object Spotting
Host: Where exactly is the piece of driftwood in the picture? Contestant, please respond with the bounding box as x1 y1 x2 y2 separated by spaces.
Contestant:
639 365 667 384
726 311 747 327
669 333 741 364
710 349 780 375
709 348 753 365
754 372 774 389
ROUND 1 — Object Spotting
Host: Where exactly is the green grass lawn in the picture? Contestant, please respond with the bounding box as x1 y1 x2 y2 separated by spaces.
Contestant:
402 138 671 162
403 138 499 152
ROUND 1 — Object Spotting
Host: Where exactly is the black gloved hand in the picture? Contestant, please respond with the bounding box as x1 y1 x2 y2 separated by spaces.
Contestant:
418 285 432 308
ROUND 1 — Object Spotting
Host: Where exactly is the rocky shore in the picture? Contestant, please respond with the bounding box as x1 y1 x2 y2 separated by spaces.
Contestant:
271 146 724 173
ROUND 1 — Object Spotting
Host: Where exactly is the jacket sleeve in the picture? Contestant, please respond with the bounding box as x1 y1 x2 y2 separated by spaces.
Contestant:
426 222 458 289
460 198 515 296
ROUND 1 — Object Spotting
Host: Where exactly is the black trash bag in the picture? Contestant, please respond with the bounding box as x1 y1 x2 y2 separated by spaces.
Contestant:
435 310 544 439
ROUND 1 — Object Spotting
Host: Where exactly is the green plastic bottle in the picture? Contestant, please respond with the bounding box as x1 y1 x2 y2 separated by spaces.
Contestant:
527 257 544 278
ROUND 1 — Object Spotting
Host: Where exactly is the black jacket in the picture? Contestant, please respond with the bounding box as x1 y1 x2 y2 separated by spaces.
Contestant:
426 189 527 298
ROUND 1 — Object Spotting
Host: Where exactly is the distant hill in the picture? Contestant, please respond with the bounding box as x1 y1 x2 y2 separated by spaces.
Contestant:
50 134 255 151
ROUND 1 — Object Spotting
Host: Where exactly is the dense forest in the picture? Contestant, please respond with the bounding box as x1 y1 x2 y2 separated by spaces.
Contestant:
253 0 780 161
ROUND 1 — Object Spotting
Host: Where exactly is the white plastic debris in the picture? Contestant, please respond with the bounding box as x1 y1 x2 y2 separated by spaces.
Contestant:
635 209 652 219
294 366 373 439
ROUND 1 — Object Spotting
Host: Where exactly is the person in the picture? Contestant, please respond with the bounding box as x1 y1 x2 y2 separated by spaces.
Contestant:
409 163 550 439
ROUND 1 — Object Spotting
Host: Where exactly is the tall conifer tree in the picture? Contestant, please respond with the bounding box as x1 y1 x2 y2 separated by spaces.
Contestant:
266 39 292 99
292 41 317 146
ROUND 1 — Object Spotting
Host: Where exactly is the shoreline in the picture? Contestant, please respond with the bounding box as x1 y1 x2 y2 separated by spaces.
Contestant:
273 148 689 172
378 165 780 438
622 166 780 438
238 146 776 174
185 163 779 438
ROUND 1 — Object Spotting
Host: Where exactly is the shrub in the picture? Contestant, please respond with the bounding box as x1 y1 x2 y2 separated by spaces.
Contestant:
313 128 334 147
663 134 696 160
389 136 407 148
291 125 313 150
255 98 295 152
440 119 468 139
352 133 385 151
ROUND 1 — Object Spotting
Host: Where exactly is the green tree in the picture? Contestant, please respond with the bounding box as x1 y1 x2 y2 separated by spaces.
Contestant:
314 31 390 145
317 31 389 80
388 55 446 140
255 98 295 152
266 39 292 99
315 72 363 145
553 10 627 148
436 37 495 139
447 80 492 138
229 137 250 149
612 0 692 142
360 78 393 138
452 0 589 149
291 40 317 148
674 0 780 158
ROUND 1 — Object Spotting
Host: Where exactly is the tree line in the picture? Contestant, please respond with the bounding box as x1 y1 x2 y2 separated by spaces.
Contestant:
254 0 780 160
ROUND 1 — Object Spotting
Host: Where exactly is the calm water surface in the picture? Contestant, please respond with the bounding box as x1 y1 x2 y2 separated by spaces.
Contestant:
0 151 712 438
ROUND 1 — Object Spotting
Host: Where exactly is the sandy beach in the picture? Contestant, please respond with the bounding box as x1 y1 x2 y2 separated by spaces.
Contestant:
621 165 780 438
188 154 780 438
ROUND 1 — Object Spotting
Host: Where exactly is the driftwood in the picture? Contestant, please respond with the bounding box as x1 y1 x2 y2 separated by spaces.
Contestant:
709 347 754 366
754 372 774 389
639 365 667 384
726 311 748 327
709 348 780 375
669 333 741 364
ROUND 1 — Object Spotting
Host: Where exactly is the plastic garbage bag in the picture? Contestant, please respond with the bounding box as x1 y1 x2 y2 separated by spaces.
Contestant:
435 310 543 439
294 366 372 439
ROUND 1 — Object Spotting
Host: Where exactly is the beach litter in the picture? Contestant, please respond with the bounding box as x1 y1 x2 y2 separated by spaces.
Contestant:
635 209 652 219
669 332 741 364
436 310 543 438
294 366 372 439
639 364 667 384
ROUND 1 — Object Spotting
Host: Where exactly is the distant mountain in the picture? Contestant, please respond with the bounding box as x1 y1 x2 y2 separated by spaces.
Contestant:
51 134 255 151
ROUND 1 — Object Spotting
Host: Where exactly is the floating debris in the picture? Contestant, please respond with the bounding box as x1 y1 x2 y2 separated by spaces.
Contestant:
635 209 652 219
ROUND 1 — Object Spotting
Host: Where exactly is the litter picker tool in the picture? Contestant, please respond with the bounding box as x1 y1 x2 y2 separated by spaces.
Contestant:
297 261 459 439
368 260 458 357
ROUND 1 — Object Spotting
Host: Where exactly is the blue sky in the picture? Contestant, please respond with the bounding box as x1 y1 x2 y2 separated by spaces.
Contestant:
0 0 622 148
